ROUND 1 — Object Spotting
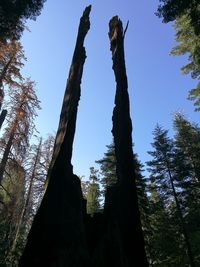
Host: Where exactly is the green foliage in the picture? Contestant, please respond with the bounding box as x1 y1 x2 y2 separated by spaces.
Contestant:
146 120 200 266
86 167 101 216
171 14 200 110
157 1 200 110
0 0 46 41
0 40 26 86
0 160 26 266
96 142 117 195
173 113 200 181
156 0 200 35
146 127 187 266
148 184 187 266
0 135 54 266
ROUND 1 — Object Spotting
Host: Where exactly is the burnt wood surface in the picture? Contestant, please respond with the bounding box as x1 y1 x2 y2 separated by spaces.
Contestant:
106 16 149 266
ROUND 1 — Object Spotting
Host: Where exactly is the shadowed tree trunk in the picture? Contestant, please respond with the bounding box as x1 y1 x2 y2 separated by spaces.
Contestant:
0 109 7 129
19 6 91 267
106 16 149 266
0 116 19 184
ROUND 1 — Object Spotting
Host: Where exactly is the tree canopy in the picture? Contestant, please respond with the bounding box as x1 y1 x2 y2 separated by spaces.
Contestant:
156 0 200 35
0 0 46 41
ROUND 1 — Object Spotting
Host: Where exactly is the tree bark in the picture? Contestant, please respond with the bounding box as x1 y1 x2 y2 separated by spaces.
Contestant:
19 6 91 267
107 16 149 266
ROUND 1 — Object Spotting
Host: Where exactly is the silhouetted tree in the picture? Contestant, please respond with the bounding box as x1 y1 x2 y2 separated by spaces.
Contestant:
96 142 117 195
156 0 200 35
0 0 46 41
108 16 148 266
147 125 196 267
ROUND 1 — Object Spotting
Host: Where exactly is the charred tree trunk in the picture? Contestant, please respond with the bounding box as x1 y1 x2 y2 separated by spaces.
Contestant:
19 6 91 267
107 16 149 266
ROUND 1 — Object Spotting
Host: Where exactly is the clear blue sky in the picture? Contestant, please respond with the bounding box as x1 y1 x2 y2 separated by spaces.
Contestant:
21 0 199 178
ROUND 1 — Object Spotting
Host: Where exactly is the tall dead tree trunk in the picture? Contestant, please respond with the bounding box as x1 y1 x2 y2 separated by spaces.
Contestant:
108 16 149 266
19 6 91 267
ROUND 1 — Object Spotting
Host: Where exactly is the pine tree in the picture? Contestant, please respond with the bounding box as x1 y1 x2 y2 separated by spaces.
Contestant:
0 160 26 267
0 134 55 267
86 167 101 216
96 142 117 195
147 180 186 266
0 0 46 41
0 40 26 127
0 78 40 184
173 113 200 182
173 114 200 264
147 125 196 267
156 1 200 110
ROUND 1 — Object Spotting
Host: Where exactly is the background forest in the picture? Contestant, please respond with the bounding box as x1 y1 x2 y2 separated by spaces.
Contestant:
0 0 200 266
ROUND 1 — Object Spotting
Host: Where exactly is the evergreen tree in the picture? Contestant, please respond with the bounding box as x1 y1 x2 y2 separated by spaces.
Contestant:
0 40 25 89
0 40 26 126
147 125 196 267
0 134 54 267
173 113 200 181
156 1 200 110
173 114 200 264
96 141 151 260
0 0 46 41
96 142 117 195
156 0 200 35
171 14 200 110
147 180 186 266
0 78 40 184
86 167 101 216
0 160 26 267
96 141 150 217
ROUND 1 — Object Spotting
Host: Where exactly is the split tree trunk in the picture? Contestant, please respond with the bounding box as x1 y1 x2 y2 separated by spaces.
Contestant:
19 6 91 267
107 16 149 266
